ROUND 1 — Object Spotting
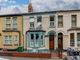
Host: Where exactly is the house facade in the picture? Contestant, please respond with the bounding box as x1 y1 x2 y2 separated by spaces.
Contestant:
0 3 80 53
23 10 80 53
22 3 80 53
0 15 23 50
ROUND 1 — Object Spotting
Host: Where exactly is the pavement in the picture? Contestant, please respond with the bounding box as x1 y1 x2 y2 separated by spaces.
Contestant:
0 56 63 60
0 51 68 60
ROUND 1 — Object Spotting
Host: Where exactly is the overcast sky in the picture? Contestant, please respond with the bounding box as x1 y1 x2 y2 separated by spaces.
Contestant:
0 0 80 14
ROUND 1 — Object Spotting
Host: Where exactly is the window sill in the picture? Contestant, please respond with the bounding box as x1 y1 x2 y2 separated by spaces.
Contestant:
14 44 18 46
58 27 63 28
4 44 12 46
49 27 55 28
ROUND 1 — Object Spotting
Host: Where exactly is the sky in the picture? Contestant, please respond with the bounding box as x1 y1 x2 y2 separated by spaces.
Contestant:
0 0 80 14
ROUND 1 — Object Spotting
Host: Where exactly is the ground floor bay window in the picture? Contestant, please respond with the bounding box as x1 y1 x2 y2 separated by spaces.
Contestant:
69 31 80 49
26 30 45 53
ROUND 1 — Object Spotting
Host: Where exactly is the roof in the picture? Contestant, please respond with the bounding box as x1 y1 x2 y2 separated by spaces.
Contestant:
26 30 46 34
0 9 80 16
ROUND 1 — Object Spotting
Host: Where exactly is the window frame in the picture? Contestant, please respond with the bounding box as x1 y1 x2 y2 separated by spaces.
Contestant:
71 15 77 27
6 17 11 29
70 33 75 46
29 16 35 29
50 15 55 28
58 15 63 28
13 16 17 29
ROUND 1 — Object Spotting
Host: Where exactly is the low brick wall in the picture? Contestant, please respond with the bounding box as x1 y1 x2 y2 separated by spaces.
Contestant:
0 52 51 58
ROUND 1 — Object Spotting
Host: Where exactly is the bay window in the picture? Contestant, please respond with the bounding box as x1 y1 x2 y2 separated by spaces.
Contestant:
27 32 45 48
70 33 75 46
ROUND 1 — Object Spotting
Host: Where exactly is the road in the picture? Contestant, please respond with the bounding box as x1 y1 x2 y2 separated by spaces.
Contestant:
0 56 63 60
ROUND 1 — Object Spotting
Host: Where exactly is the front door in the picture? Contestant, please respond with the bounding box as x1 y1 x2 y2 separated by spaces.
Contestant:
58 33 63 49
49 35 54 49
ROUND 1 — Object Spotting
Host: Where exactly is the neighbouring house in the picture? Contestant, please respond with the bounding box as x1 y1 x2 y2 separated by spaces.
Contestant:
0 14 23 51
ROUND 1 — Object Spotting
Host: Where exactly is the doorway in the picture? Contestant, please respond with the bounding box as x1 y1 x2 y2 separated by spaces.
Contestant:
49 34 54 50
58 33 63 49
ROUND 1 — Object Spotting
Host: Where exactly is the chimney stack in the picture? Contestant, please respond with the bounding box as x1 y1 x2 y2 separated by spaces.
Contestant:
28 0 33 13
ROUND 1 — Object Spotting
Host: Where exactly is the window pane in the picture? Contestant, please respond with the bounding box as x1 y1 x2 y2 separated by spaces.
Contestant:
30 22 34 28
13 24 17 28
6 24 10 28
31 34 34 40
13 16 17 20
37 22 42 29
50 16 54 21
6 17 11 29
9 35 12 44
37 16 42 22
36 34 39 40
14 35 18 44
50 21 54 27
13 16 17 29
41 35 43 39
30 17 34 29
4 36 8 44
30 17 34 22
6 17 10 24
70 33 75 46
50 16 54 27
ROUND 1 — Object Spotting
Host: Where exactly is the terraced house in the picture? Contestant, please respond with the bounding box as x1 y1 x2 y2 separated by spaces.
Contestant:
0 14 23 50
0 3 80 53
23 3 80 53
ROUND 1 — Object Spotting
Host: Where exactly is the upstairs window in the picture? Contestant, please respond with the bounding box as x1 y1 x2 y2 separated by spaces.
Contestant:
13 16 17 30
37 16 42 29
58 15 63 28
71 15 77 27
30 17 34 29
6 17 11 29
50 15 54 28
37 16 42 22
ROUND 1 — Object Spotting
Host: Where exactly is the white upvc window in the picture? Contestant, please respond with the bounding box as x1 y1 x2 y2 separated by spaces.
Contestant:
4 36 8 44
9 35 12 44
4 35 12 44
